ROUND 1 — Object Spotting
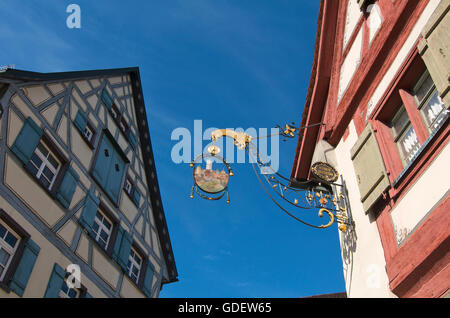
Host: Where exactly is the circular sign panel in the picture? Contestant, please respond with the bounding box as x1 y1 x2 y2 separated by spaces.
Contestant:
311 162 339 183
193 157 230 194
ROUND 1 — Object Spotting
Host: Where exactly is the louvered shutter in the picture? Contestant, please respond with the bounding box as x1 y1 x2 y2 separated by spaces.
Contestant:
132 188 141 207
128 131 138 150
9 239 40 297
92 135 114 188
56 166 80 209
73 110 88 134
101 89 113 110
105 149 125 201
11 117 43 165
112 226 132 272
79 190 100 235
350 123 390 212
142 262 155 298
44 263 65 298
418 1 450 107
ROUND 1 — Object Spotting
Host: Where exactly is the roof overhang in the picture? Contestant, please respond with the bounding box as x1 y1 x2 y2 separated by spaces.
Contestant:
290 0 338 181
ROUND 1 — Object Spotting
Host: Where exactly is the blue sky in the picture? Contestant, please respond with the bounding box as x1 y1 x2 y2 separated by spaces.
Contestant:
0 0 346 297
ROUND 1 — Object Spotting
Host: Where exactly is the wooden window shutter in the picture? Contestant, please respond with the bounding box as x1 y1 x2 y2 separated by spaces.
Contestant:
142 262 155 298
128 131 138 150
132 188 141 207
79 190 100 235
101 89 114 110
112 226 132 272
56 166 80 209
11 117 43 165
92 135 114 188
105 150 126 201
418 1 450 107
9 239 40 297
112 225 125 263
73 110 88 134
350 123 390 213
44 263 65 298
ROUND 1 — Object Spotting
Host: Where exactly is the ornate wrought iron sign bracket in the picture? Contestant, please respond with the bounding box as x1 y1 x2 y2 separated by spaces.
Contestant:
189 124 354 232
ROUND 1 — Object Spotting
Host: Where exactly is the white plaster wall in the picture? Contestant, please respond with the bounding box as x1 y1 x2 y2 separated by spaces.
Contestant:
390 141 450 245
338 27 363 103
366 0 442 120
334 121 396 298
343 0 362 49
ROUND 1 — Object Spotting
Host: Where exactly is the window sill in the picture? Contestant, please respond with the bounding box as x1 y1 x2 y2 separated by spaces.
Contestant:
390 114 449 198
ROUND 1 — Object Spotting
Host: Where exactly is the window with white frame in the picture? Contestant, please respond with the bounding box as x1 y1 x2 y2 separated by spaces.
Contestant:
390 106 421 167
127 247 143 284
59 280 81 298
83 125 94 142
413 71 448 133
124 178 133 195
92 210 113 250
0 221 20 282
28 142 61 191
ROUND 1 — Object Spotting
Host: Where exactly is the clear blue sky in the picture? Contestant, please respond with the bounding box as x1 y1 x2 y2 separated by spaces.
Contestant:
0 0 346 297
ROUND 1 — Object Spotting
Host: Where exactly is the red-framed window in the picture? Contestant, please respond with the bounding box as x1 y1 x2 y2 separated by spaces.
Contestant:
369 51 449 201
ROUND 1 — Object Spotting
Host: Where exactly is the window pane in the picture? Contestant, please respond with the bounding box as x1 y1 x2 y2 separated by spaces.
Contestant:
391 107 410 139
92 222 99 233
0 248 11 266
39 176 51 189
397 126 420 165
421 91 446 130
30 153 43 168
83 127 93 141
37 143 49 157
97 239 106 249
42 166 55 181
415 74 434 104
100 230 109 242
4 232 17 248
103 219 112 231
0 224 6 239
47 154 60 170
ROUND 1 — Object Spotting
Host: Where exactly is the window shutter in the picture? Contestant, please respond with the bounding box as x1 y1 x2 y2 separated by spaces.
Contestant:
92 135 114 188
112 225 125 262
106 150 126 201
128 131 138 150
132 188 141 207
44 263 65 298
56 166 80 209
101 89 114 110
142 262 155 298
112 226 132 271
11 117 43 165
418 1 450 107
73 110 88 134
350 123 390 213
9 239 40 297
79 190 100 235
85 292 93 298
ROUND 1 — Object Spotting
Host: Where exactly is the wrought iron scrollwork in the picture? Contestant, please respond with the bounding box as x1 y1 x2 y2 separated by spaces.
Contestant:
189 125 354 232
